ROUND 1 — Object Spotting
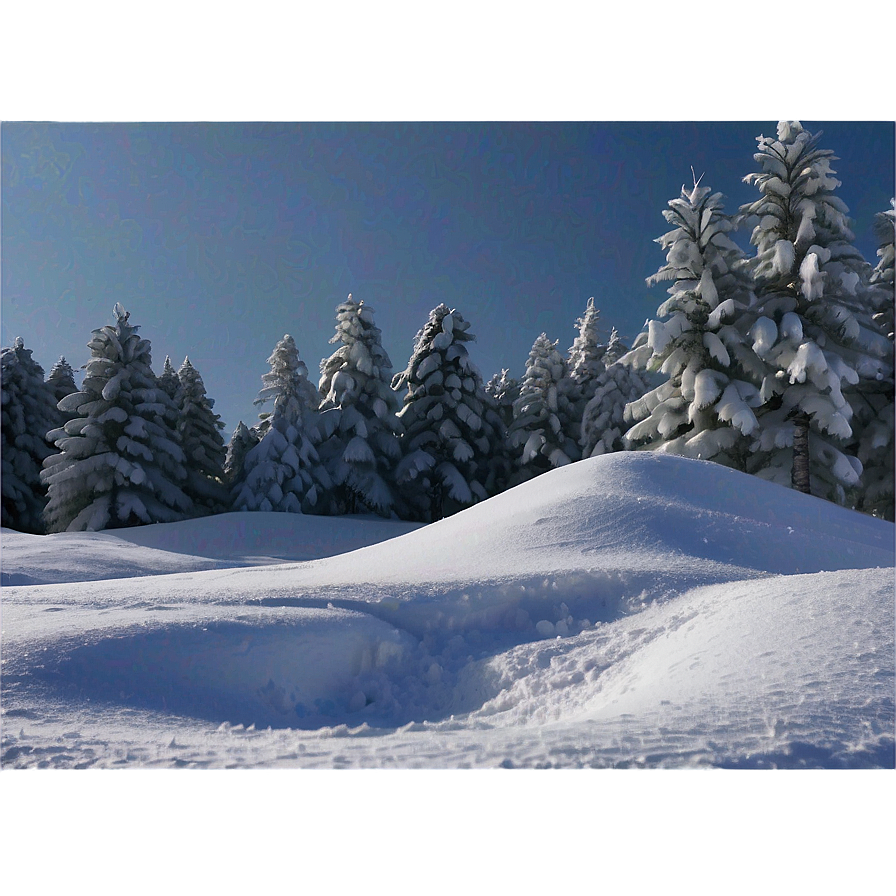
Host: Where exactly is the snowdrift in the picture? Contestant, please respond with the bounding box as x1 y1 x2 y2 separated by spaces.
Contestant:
2 453 893 768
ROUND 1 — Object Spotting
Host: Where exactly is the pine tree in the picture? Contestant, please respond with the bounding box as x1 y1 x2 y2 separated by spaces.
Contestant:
176 357 228 515
568 298 606 389
41 305 192 532
869 199 895 340
392 304 504 521
485 369 521 430
581 329 650 457
623 178 762 469
508 333 580 483
158 355 182 403
232 334 331 514
224 421 258 490
316 295 403 516
850 200 896 518
739 122 891 502
47 356 77 405
1 338 59 532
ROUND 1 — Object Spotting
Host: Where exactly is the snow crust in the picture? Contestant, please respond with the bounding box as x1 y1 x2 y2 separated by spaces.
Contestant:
2 452 893 768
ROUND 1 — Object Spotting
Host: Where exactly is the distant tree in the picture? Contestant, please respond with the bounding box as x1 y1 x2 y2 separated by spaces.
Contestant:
392 304 504 521
1 338 59 532
176 357 228 515
232 334 331 514
41 305 192 532
566 296 607 446
316 295 403 516
484 369 521 430
739 121 891 503
158 355 182 403
850 200 895 518
623 177 762 470
46 356 77 405
581 329 650 457
224 421 258 491
508 333 580 483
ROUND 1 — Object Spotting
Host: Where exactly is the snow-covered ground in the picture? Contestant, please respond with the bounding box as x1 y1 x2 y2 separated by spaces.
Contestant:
2 452 893 769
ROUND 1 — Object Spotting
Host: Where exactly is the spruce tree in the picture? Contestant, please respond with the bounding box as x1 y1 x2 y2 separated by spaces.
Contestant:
485 369 521 430
176 357 228 515
1 338 59 532
41 305 192 532
566 297 606 446
392 304 504 521
581 329 650 457
232 334 331 514
850 200 896 518
739 121 891 502
508 333 580 483
47 356 77 405
317 295 403 516
158 355 182 403
623 178 762 469
224 421 258 491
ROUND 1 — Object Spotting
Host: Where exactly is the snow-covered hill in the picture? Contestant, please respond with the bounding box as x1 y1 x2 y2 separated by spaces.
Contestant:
1 452 893 768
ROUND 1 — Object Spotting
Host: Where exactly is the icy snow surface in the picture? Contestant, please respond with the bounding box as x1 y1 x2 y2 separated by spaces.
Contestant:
2 452 893 768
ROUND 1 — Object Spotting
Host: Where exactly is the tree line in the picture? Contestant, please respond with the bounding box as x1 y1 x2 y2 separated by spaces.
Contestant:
2 121 893 533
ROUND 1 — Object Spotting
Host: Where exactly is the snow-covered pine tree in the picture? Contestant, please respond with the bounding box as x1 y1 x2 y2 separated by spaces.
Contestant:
392 304 505 521
623 178 762 469
176 357 228 515
47 356 77 405
485 369 521 430
158 355 182 403
869 199 895 341
508 333 581 483
41 305 192 532
850 200 896 519
1 338 59 532
232 334 331 514
581 329 650 457
739 122 892 502
224 421 258 489
316 295 403 516
566 297 607 446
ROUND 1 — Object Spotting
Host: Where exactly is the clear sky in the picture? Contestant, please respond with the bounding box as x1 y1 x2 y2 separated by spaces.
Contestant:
2 120 893 437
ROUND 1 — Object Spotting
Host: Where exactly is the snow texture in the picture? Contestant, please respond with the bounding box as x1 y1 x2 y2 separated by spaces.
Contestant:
2 452 892 769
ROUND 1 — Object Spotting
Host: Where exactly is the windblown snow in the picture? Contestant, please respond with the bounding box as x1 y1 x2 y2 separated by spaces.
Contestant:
2 452 893 768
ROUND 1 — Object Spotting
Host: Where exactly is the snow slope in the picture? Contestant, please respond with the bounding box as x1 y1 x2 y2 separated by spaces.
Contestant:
1 452 893 768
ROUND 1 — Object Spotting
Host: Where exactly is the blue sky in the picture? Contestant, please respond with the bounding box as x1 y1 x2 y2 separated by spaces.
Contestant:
2 120 893 437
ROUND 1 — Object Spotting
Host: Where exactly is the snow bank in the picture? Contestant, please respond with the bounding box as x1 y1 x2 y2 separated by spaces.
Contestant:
2 453 893 767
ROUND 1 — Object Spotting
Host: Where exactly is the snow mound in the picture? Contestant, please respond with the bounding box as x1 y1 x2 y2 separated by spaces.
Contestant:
0 511 421 585
2 453 893 767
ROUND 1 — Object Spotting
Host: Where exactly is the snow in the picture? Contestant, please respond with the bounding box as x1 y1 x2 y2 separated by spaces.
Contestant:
2 451 892 772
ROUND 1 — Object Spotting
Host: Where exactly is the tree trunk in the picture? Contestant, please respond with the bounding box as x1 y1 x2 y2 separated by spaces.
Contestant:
791 411 811 494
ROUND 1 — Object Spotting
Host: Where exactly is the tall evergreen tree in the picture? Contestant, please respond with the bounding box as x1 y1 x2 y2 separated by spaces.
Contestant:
41 305 192 532
566 297 607 441
739 121 891 502
508 333 580 483
1 338 59 532
392 304 504 521
581 329 650 458
232 334 331 514
316 295 403 516
176 357 228 515
623 178 762 469
850 200 896 518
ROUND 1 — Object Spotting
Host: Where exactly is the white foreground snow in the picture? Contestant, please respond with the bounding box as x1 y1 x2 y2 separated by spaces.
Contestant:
1 452 893 768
